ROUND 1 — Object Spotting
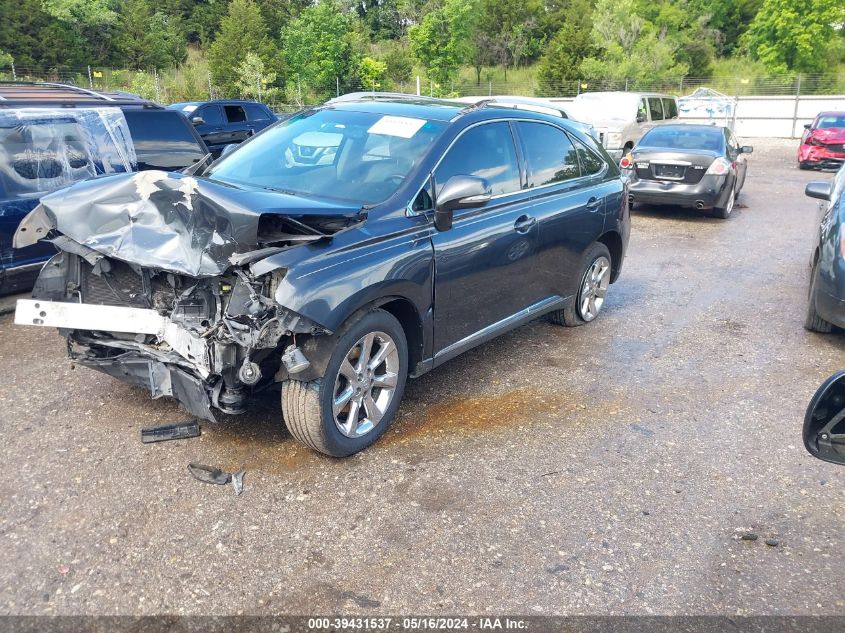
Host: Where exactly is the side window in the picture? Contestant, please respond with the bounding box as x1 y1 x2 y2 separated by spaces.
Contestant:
224 105 247 123
435 122 520 197
637 99 648 122
412 180 434 212
574 140 606 176
663 98 678 119
245 103 271 121
197 105 224 126
516 122 579 187
123 110 206 170
648 98 664 121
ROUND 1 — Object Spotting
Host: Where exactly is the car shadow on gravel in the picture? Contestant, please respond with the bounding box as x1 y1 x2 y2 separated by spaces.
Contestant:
632 203 744 221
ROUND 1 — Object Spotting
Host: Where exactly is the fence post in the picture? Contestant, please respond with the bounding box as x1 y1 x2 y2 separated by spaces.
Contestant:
577 79 581 96
336 77 340 97
624 78 628 92
416 75 420 96
87 65 93 89
154 67 160 102
488 79 492 96
297 78 302 106
257 75 261 101
10 62 15 80
792 74 802 139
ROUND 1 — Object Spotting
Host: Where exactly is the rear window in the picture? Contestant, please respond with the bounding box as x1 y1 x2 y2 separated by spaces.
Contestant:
224 105 247 123
245 103 272 121
663 98 678 119
639 126 724 152
516 122 580 186
123 109 206 171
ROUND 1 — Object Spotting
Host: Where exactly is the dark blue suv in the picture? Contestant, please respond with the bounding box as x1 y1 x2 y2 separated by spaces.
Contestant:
16 94 629 456
0 82 209 294
169 100 277 156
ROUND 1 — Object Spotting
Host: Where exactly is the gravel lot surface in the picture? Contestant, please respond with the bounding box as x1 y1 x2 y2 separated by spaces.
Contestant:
1 138 844 616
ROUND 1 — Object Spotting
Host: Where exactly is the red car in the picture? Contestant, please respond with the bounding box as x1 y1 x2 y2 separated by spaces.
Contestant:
799 111 845 170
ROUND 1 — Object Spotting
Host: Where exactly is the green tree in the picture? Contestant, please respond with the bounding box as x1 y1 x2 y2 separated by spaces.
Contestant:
409 0 476 88
537 0 595 91
476 0 544 73
381 39 414 86
742 0 845 74
42 0 123 64
358 55 387 89
579 0 688 83
235 51 276 98
281 0 357 93
208 0 275 92
120 0 186 70
354 0 404 40
0 49 12 69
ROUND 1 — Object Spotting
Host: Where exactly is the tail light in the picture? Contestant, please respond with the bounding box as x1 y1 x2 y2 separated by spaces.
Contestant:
619 152 633 169
706 157 731 176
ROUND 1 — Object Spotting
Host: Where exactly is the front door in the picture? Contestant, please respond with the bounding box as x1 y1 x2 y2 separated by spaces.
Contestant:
429 121 544 355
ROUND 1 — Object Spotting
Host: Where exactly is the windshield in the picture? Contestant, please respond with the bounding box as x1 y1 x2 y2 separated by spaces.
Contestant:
574 94 639 121
639 127 724 152
206 109 447 205
817 115 845 129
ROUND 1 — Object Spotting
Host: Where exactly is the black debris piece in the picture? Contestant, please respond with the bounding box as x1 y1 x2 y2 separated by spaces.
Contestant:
141 421 201 444
188 463 231 485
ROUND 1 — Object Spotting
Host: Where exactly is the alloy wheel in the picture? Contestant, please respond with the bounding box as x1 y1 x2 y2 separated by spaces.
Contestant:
577 256 611 322
332 331 400 438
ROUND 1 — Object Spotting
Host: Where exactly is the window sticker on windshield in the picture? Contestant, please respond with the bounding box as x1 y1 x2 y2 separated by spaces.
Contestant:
367 115 426 138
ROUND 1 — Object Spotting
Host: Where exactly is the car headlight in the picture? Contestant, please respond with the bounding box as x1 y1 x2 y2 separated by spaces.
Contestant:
605 132 622 148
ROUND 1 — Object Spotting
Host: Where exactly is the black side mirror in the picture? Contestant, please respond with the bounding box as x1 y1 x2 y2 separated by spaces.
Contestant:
636 114 646 123
804 123 812 129
434 175 491 231
740 145 754 154
191 116 205 125
805 181 831 201
804 372 845 465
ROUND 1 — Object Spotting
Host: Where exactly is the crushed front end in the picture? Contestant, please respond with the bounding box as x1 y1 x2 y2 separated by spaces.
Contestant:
18 243 323 420
12 169 360 420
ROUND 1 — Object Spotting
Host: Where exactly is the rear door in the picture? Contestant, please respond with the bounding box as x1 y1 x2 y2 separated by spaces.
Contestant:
514 121 609 299
429 121 545 357
223 104 251 144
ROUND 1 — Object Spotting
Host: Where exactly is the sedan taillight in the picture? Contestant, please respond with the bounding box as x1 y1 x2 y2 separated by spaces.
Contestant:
705 157 732 176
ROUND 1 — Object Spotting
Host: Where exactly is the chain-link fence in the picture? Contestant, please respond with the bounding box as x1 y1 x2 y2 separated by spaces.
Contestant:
3 64 845 111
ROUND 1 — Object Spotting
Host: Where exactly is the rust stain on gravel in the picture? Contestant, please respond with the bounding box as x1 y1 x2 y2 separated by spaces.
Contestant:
388 387 583 443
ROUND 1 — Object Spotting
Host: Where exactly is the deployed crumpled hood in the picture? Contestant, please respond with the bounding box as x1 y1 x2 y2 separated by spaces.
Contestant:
17 170 360 277
811 127 845 144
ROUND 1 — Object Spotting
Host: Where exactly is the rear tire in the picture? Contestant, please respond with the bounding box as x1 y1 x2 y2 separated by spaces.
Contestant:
281 309 408 456
550 242 612 327
805 263 833 333
713 186 735 219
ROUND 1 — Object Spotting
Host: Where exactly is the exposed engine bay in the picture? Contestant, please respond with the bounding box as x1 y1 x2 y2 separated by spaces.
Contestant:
13 169 364 420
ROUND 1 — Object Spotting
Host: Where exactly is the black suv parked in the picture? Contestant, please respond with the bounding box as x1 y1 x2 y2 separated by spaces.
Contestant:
15 94 629 456
0 82 209 293
169 100 277 156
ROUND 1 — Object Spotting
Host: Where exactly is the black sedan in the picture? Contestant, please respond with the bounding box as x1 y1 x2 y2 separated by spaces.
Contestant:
805 166 845 332
622 124 752 219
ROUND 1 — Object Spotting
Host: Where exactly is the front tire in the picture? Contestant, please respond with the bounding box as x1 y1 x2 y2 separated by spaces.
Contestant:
281 309 408 456
550 242 612 327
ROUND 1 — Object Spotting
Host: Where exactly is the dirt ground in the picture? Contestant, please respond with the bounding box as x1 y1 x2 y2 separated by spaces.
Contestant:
1 138 844 616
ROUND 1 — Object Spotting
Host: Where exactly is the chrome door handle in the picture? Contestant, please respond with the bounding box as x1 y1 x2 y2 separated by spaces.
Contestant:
514 215 537 233
586 196 602 211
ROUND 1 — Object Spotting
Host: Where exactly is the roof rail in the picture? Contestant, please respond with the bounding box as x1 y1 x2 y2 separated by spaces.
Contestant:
326 91 435 104
40 82 115 101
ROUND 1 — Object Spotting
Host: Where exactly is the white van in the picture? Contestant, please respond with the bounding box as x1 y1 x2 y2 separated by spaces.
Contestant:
573 91 679 160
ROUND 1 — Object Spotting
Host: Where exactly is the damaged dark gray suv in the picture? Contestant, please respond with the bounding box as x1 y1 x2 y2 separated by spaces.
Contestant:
14 95 629 456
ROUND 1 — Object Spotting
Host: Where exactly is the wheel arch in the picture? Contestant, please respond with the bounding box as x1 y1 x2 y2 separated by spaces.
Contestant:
597 230 624 283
